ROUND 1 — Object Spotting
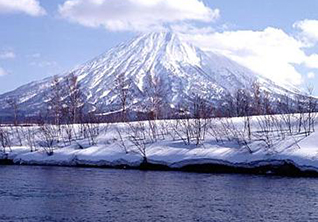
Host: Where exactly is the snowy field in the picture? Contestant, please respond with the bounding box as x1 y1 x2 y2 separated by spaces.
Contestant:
0 113 318 174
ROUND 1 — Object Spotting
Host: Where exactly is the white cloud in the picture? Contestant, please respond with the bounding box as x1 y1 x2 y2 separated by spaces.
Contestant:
0 50 15 59
171 23 215 35
30 60 58 68
178 27 318 86
58 0 219 31
294 19 318 44
0 67 8 76
304 54 318 69
307 72 316 79
0 0 46 16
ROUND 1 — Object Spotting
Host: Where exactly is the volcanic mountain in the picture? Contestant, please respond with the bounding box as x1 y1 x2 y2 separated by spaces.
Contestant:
0 32 305 120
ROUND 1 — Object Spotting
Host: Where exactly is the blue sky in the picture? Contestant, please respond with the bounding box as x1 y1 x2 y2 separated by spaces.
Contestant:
0 0 318 94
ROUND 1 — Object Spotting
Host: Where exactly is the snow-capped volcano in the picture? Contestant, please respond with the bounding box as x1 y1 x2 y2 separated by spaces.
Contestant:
0 32 304 119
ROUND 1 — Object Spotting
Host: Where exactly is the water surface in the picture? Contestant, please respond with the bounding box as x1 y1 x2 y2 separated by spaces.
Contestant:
0 166 318 222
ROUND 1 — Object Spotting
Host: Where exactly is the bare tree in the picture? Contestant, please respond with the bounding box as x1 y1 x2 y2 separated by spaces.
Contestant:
127 122 152 163
48 75 63 126
142 72 168 142
10 125 22 146
305 85 317 135
235 89 252 140
115 126 129 154
218 118 253 153
252 81 262 115
296 95 306 133
144 71 167 120
171 106 193 145
169 98 211 146
84 112 102 146
262 91 272 115
224 95 236 117
22 126 37 152
61 124 74 145
0 126 12 153
279 94 293 135
192 96 210 145
256 116 274 151
66 72 84 124
6 97 19 126
37 124 58 156
114 73 131 121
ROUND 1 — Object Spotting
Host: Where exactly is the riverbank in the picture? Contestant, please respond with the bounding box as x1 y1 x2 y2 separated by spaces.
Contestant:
1 117 318 177
2 151 318 177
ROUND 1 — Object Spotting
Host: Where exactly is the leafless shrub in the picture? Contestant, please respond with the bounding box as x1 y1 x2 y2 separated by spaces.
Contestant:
192 96 211 145
85 122 100 146
0 127 12 153
22 127 37 152
272 115 287 140
172 118 192 145
305 85 317 136
127 122 155 162
61 124 75 145
157 120 170 140
206 118 223 143
36 124 59 156
147 120 159 142
170 118 207 146
115 126 129 154
83 113 107 146
255 116 274 150
219 118 253 153
9 125 23 146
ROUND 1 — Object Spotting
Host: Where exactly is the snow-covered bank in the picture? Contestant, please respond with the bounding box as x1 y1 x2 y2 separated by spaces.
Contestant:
1 148 318 176
1 116 318 176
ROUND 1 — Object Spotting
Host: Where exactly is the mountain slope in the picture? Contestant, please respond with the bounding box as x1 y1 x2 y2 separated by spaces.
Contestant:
0 32 304 119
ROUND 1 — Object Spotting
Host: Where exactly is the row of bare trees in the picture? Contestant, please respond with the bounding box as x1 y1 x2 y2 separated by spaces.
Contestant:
1 71 317 162
0 72 101 155
0 121 105 156
5 72 317 126
48 73 84 126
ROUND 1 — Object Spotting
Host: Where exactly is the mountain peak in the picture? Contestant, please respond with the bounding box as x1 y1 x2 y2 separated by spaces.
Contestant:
139 31 178 41
0 31 302 119
131 31 184 49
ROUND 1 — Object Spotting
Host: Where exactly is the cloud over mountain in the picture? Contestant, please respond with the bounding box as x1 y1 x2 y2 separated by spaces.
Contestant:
58 0 219 31
177 25 318 86
294 19 318 44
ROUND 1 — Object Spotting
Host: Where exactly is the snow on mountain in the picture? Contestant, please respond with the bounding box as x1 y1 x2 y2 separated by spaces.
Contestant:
0 32 304 119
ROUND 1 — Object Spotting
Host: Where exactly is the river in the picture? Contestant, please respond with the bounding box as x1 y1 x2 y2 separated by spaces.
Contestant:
0 166 317 221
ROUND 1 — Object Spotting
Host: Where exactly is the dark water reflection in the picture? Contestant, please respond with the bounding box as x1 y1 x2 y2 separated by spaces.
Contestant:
0 166 318 221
